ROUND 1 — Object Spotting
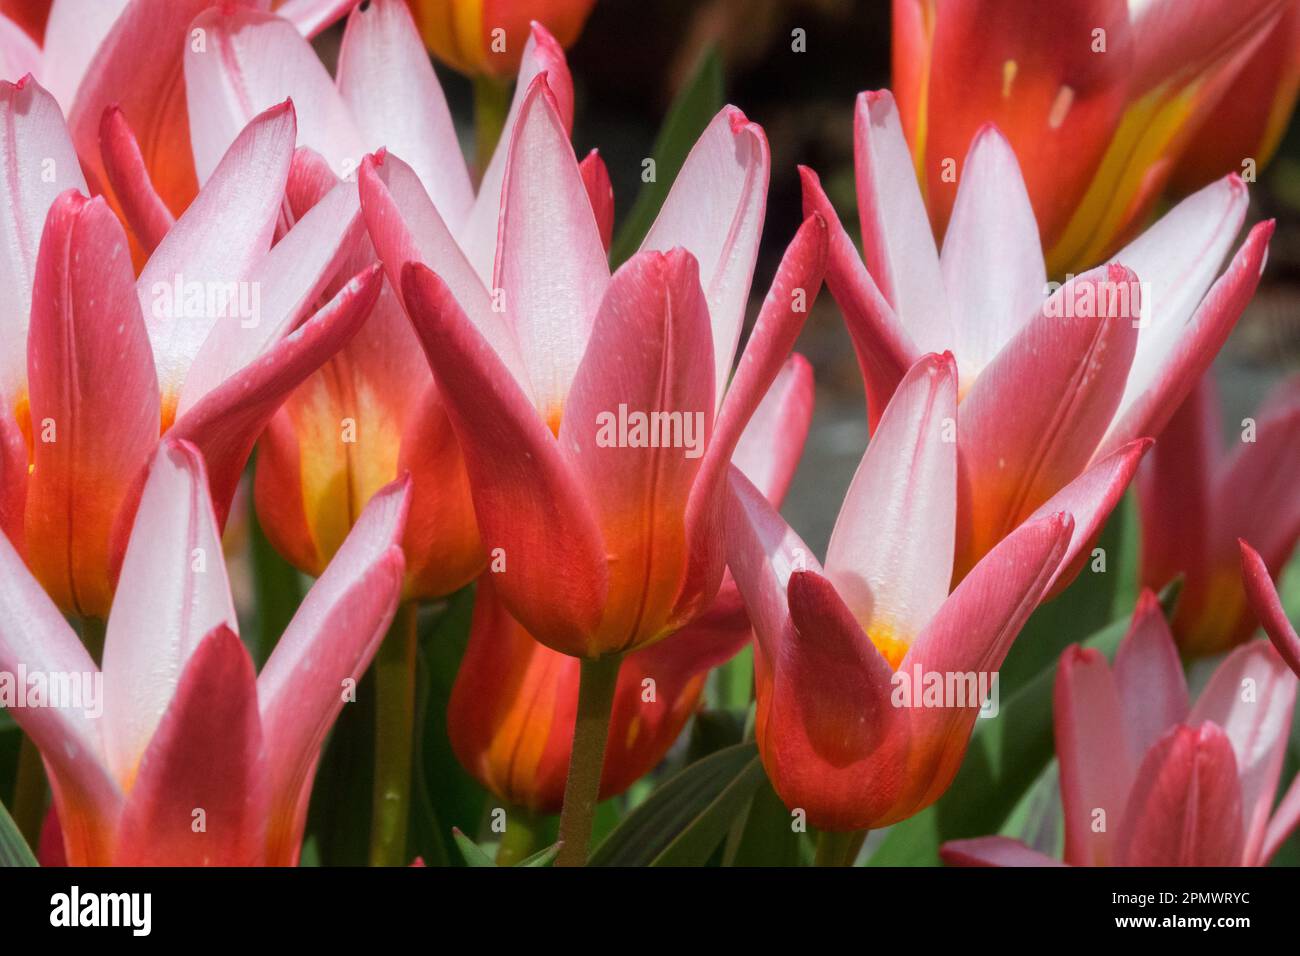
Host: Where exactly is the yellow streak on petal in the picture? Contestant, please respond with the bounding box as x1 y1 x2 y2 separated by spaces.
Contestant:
1002 59 1018 99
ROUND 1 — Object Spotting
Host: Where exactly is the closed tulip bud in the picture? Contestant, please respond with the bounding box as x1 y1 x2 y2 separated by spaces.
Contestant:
407 0 597 77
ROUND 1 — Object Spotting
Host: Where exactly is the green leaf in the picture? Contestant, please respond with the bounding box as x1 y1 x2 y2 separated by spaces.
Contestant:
0 796 37 867
452 828 496 867
722 768 807 866
245 481 303 668
517 842 562 868
589 742 761 866
608 46 724 265
867 610 1132 866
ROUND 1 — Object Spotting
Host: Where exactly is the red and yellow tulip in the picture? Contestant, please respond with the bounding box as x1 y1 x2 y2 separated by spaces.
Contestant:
407 0 597 77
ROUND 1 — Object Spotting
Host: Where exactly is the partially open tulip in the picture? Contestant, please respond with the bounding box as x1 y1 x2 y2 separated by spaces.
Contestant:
943 589 1300 866
893 0 1295 272
0 439 409 866
407 0 596 77
1139 373 1300 656
449 357 812 813
395 71 827 658
1241 540 1300 679
180 0 577 598
803 89 1272 582
726 353 1076 832
0 79 376 620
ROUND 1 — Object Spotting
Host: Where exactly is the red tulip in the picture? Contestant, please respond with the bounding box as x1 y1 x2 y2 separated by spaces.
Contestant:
0 80 375 619
0 439 409 865
804 89 1272 583
893 0 1295 272
726 353 1077 832
1139 373 1300 655
406 0 597 77
394 75 827 658
449 357 813 812
944 589 1299 866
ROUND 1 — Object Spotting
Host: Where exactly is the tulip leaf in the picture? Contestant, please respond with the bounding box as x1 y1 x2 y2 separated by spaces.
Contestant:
0 796 37 867
722 768 808 866
608 45 724 265
517 842 562 868
452 828 496 867
588 742 760 866
246 480 303 668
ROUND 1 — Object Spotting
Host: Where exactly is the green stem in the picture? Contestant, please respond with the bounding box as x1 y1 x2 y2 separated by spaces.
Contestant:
554 655 622 867
814 829 867 867
494 804 540 866
11 735 45 848
473 74 511 180
369 601 419 867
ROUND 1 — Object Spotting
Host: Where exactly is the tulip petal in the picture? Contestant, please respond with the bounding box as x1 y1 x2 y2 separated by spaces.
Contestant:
400 261 608 653
956 264 1140 577
459 22 573 279
137 100 296 405
558 250 713 652
0 14 40 89
67 0 212 216
1240 539 1300 678
495 74 608 423
1053 645 1133 866
24 191 160 619
578 148 614 252
731 353 814 504
640 106 769 401
940 125 1046 377
169 263 382 526
1260 772 1300 865
98 105 175 254
114 624 267 866
184 4 362 185
0 75 85 401
176 177 365 416
853 90 950 354
38 0 128 107
941 836 1066 867
0 529 117 861
275 0 361 38
1113 589 1190 760
101 440 237 790
358 150 530 393
1187 639 1296 866
800 163 916 430
1127 0 1286 94
1099 219 1274 459
824 353 957 653
1116 722 1245 866
337 0 473 229
258 475 407 864
0 412 25 549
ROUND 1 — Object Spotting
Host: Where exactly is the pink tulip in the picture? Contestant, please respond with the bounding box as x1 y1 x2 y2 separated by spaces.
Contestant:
0 438 409 865
1241 540 1300 679
943 589 1300 866
0 78 376 619
179 1 583 598
1139 373 1300 655
803 90 1273 582
725 353 1075 832
394 71 826 658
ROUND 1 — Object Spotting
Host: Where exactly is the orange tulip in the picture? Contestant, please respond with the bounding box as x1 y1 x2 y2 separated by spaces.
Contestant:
407 0 597 77
893 0 1296 273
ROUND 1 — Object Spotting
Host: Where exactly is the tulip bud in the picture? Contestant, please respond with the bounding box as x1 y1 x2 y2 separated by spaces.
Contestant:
406 0 597 77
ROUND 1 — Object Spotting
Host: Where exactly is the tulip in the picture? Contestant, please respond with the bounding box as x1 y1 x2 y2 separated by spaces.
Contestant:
1138 373 1300 656
182 0 581 599
803 90 1273 582
0 439 410 865
0 80 375 621
448 356 812 823
943 589 1300 866
893 0 1295 272
725 352 1076 836
1241 540 1300 679
407 0 596 78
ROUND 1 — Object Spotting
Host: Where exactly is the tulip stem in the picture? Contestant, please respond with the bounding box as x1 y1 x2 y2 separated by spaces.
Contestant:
814 829 867 867
495 805 540 866
473 74 511 180
369 600 419 867
554 654 622 867
10 735 45 848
